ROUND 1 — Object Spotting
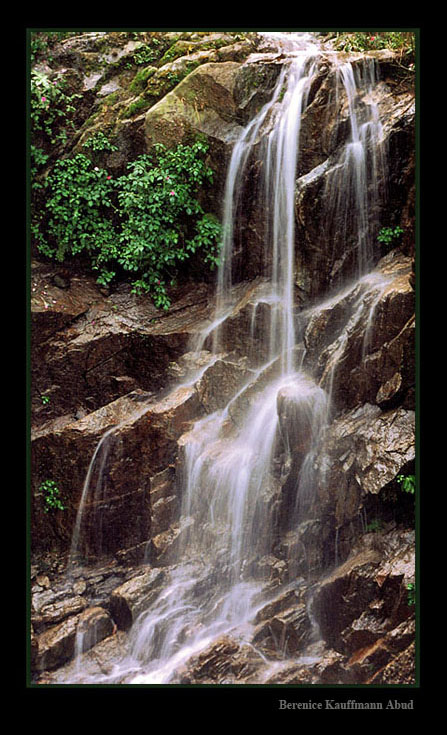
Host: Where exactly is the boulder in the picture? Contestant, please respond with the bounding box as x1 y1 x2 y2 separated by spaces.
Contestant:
109 568 165 630
144 61 244 148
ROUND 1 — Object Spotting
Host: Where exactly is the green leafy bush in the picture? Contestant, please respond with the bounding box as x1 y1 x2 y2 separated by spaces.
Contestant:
39 479 65 513
377 225 404 246
30 69 82 146
32 153 117 266
32 140 222 309
82 131 119 153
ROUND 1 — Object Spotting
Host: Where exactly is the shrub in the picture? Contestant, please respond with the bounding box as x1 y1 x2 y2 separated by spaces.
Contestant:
32 153 116 266
32 140 222 310
30 69 82 146
377 225 404 247
115 140 221 308
82 131 118 154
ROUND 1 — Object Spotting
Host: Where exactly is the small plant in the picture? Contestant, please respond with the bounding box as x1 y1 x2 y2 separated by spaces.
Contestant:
40 394 50 405
406 582 416 606
82 131 118 153
133 44 158 65
366 518 382 533
39 479 65 513
377 225 404 247
396 473 415 495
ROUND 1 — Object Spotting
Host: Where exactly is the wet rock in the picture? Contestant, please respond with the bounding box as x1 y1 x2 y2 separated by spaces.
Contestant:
302 251 414 412
31 262 105 348
151 517 195 564
36 574 51 589
75 606 115 654
311 529 415 658
195 356 253 413
318 403 415 504
32 594 88 633
37 630 128 683
115 542 151 566
252 603 311 657
31 276 211 427
254 586 303 624
368 640 415 684
277 521 334 578
252 555 289 585
34 615 80 671
31 383 202 556
109 568 165 630
276 375 326 456
175 635 241 683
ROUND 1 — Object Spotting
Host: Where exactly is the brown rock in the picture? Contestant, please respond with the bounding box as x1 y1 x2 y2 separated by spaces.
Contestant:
32 594 88 633
34 615 80 671
75 606 115 654
109 568 165 630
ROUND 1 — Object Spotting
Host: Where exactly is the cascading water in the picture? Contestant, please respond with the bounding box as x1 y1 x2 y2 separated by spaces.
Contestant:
58 32 390 684
324 55 387 281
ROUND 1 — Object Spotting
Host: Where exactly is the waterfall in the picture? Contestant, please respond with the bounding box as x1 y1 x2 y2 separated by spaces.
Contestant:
324 56 386 281
59 33 390 684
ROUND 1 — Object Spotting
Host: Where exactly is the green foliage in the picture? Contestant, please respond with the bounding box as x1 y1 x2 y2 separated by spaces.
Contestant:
124 97 153 117
39 479 65 513
40 394 50 405
30 69 82 146
33 153 116 264
396 474 415 495
82 131 118 153
133 43 158 65
115 140 221 308
333 31 415 56
406 582 416 606
30 31 79 62
129 66 156 94
377 225 404 246
366 518 383 533
30 33 50 63
31 145 50 190
33 141 222 310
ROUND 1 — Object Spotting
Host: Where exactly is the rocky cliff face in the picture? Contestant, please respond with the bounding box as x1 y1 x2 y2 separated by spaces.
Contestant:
30 31 416 686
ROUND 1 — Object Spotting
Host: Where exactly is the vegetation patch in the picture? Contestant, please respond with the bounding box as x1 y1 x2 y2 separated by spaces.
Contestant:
331 32 415 70
31 139 222 310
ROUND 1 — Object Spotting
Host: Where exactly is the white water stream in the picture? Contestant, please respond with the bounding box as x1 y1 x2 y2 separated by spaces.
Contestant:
59 32 389 684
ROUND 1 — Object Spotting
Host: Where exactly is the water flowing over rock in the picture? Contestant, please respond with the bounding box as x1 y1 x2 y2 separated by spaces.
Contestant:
30 30 416 687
